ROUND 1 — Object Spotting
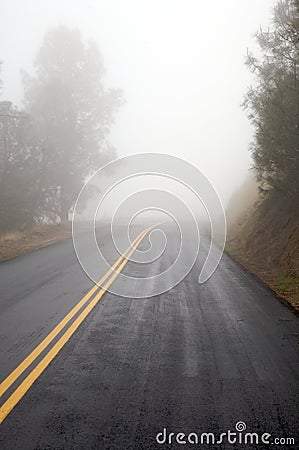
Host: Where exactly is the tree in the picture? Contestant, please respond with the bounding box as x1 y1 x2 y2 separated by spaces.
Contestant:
0 100 39 233
23 26 122 222
243 0 299 197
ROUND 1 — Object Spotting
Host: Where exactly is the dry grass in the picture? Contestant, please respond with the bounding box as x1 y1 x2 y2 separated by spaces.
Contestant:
0 223 72 261
226 189 299 315
226 240 299 315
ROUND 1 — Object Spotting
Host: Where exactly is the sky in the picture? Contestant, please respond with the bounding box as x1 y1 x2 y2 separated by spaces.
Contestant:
0 0 275 207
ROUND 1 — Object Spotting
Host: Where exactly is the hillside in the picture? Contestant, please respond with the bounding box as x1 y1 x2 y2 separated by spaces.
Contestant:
226 177 299 313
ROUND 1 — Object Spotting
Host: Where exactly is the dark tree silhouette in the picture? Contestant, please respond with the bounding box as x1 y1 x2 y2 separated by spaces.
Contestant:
243 0 299 197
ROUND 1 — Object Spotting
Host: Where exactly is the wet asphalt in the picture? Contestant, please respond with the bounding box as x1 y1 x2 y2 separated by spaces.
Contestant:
0 224 298 449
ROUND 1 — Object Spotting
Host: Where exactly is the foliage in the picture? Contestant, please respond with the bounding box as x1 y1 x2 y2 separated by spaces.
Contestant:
243 0 299 197
0 101 39 232
23 26 122 221
0 27 121 233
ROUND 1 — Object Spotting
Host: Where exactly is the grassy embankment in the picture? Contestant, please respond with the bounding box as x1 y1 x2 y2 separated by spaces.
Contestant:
0 223 72 262
226 176 299 314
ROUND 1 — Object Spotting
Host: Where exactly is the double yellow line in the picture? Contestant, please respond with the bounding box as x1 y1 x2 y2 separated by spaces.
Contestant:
0 226 152 424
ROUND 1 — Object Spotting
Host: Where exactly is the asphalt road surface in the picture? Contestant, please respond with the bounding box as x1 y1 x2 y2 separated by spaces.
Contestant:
0 224 298 449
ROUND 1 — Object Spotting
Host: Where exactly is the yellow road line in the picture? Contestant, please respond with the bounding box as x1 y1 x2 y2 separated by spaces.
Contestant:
0 227 149 424
0 227 149 398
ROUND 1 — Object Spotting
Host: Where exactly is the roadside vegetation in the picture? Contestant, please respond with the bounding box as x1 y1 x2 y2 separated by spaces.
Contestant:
0 26 121 258
227 0 299 313
0 223 72 261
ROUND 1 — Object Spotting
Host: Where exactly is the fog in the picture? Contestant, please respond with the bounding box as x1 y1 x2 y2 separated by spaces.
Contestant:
1 0 275 208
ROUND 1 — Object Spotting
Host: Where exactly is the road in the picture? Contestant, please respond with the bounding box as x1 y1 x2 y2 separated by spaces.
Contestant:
0 223 298 449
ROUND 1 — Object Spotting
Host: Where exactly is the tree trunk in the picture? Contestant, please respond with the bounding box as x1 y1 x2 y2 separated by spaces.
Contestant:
60 187 70 223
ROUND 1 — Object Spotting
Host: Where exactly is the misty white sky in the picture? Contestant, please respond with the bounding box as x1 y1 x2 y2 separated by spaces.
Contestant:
0 0 275 206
